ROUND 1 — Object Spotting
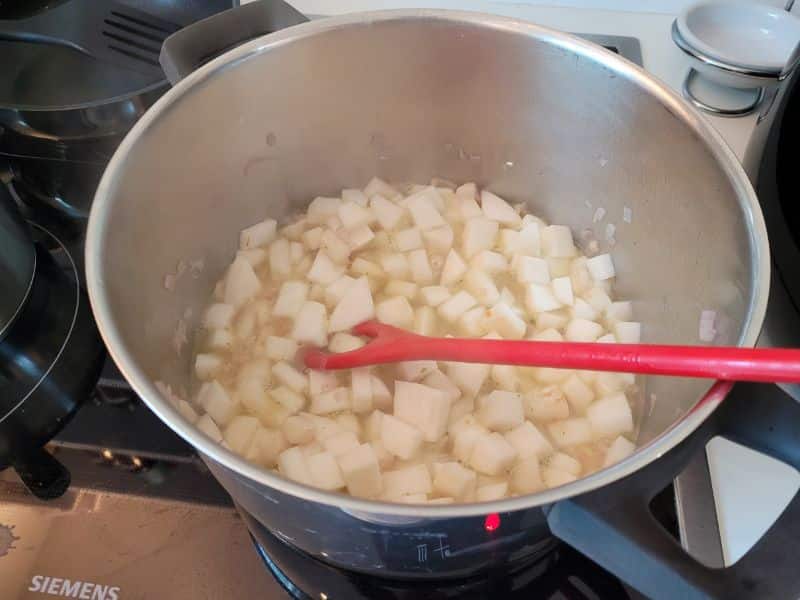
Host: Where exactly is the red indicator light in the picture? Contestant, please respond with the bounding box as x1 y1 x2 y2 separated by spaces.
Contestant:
484 513 501 532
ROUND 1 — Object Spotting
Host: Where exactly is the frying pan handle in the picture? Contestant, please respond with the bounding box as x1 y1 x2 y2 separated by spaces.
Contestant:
548 381 800 599
12 446 71 500
159 0 308 85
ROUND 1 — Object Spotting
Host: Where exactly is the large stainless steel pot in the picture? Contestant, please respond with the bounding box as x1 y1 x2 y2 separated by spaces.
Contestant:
86 5 793 597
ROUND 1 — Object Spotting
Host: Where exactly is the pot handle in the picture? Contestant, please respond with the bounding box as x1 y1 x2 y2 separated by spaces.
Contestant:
159 0 308 85
548 381 800 600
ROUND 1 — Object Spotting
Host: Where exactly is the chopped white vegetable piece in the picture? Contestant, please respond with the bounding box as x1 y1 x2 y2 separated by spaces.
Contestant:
448 397 475 427
455 182 478 200
196 414 223 442
471 250 508 274
310 387 351 415
481 190 521 227
408 248 434 284
253 428 288 467
329 276 375 333
347 224 375 251
302 414 343 442
427 497 455 505
491 364 520 391
594 372 626 396
384 280 417 300
351 368 374 413
370 195 405 230
394 381 451 442
338 443 383 498
272 361 308 394
396 360 438 382
371 440 396 470
273 281 309 318
414 305 437 336
504 421 553 459
383 464 433 497
552 276 574 306
514 256 550 285
433 462 477 500
267 238 292 279
604 435 636 467
195 353 222 381
542 468 578 488
421 286 451 307
319 229 350 265
392 227 423 252
525 386 569 422
407 190 447 230
224 256 261 308
324 275 355 308
307 197 341 225
525 283 562 314
464 269 500 306
565 318 604 342
264 336 299 362
438 291 478 322
307 251 345 284
440 249 468 286
571 298 599 321
585 287 612 312
278 447 313 485
548 418 594 447
541 225 577 258
587 393 634 437
459 306 489 337
548 452 582 476
605 301 634 323
469 433 517 476
301 441 324 457
376 296 414 329
462 217 499 259
511 457 544 494
422 370 462 402
224 415 260 454
307 451 346 490
423 225 454 254
380 253 410 279
446 362 490 398
479 391 525 431
322 430 361 457
240 218 277 249
586 253 615 280
453 423 489 463
339 201 372 229
487 302 527 339
365 410 384 441
477 482 509 501
283 415 315 445
614 321 641 344
203 303 235 330
454 195 483 222
561 374 595 413
515 223 541 257
290 301 328 347
289 241 304 265
342 188 369 207
364 177 398 199
308 370 338 396
271 386 306 415
381 413 424 459
336 413 361 436
371 376 392 411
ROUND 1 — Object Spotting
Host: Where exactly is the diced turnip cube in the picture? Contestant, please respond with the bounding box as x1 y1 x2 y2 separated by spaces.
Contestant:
470 251 507 275
351 367 373 413
364 177 398 199
548 452 582 475
196 413 223 442
289 241 305 265
224 415 260 454
561 374 595 413
440 249 468 286
273 281 309 318
376 296 414 329
585 287 612 312
238 247 269 269
511 456 544 494
264 336 298 362
371 440 395 470
283 414 315 445
603 435 636 467
353 258 386 280
310 387 350 415
319 230 350 265
605 301 634 323
515 256 550 285
438 290 477 322
422 370 461 402
433 462 477 500
452 423 488 463
290 301 328 347
614 321 641 344
175 399 199 423
392 227 423 252
455 182 477 199
301 441 324 457
307 451 346 490
335 413 361 436
487 302 527 339
469 433 517 475
365 410 384 441
464 269 500 306
445 362 490 397
338 201 372 229
380 253 410 279
203 303 235 330
526 283 562 314
408 248 434 284
462 217 499 259
477 482 509 501
504 421 553 459
267 238 291 279
458 306 489 337
455 195 483 221
396 360 438 382
448 397 476 427
491 364 520 391
253 428 288 467
565 318 604 342
342 188 368 206
420 285 450 307
515 223 541 257
240 218 277 249
383 464 433 497
394 381 451 442
370 195 405 230
548 257 571 278
308 197 341 225
480 190 521 227
587 393 634 437
586 253 615 280
308 251 345 284
541 225 576 258
272 361 308 393
525 386 569 421
414 306 437 336
548 418 594 447
329 276 374 333
271 386 306 414
597 333 616 343
322 430 361 457
195 353 222 381
338 443 383 498
347 224 375 251
571 298 599 320
423 225 454 254
281 218 307 240
499 229 520 257
384 280 417 300
225 256 261 308
479 391 525 431
371 376 392 411
324 275 355 309
407 190 447 230
308 370 338 397
278 447 313 485
552 277 574 306
543 468 578 488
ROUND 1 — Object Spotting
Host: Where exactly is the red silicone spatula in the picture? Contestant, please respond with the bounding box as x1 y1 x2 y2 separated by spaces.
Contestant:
300 320 800 383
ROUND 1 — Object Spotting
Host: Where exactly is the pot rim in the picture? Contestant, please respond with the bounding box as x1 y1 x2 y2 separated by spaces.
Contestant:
85 9 770 518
